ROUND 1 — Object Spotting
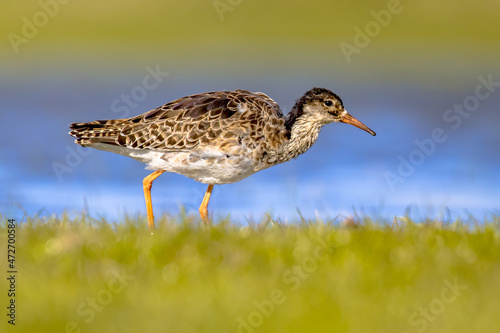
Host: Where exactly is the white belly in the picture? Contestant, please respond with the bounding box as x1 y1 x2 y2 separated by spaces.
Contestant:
90 143 258 184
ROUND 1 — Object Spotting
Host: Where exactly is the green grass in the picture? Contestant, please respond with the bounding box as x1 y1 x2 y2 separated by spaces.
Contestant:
1 214 500 332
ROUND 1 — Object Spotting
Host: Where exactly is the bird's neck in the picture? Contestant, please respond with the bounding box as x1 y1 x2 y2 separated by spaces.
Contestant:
273 115 324 164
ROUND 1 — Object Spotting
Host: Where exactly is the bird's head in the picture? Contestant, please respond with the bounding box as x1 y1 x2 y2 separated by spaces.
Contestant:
286 87 376 136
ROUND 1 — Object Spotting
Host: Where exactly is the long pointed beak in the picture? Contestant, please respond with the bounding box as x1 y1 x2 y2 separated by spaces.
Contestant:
340 111 376 136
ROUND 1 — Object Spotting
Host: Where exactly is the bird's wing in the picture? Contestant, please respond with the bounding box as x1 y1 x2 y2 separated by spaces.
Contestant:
114 90 288 152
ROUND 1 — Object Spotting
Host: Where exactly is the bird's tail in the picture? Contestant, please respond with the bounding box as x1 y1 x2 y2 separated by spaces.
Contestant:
69 119 125 146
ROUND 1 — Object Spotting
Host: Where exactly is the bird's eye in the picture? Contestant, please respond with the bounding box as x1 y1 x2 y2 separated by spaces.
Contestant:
324 100 333 107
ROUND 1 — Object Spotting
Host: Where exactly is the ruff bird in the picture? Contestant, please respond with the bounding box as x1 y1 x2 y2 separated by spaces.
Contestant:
69 88 376 228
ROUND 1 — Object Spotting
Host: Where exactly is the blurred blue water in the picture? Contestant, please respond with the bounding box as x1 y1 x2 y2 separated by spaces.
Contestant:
2 72 499 223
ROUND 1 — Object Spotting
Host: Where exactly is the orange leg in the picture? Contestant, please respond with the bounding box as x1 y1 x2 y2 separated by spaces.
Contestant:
199 184 214 225
143 170 165 229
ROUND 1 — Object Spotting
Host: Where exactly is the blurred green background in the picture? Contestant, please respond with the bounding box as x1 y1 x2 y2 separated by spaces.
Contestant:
2 1 500 332
1 216 500 333
4 0 500 82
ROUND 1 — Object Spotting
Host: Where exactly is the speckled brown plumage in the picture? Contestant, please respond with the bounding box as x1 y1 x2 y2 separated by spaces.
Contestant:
70 89 292 173
69 87 376 227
